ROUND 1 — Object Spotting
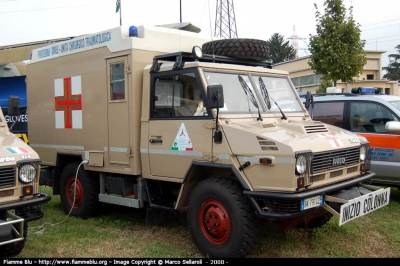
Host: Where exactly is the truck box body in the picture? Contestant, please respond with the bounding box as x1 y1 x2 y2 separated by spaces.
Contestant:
28 26 210 177
26 24 390 258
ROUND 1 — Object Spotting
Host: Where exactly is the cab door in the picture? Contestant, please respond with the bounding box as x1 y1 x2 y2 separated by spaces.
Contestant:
349 100 400 181
147 69 212 179
107 56 131 166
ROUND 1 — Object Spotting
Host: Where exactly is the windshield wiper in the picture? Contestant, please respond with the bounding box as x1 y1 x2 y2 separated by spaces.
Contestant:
238 75 262 121
258 77 287 120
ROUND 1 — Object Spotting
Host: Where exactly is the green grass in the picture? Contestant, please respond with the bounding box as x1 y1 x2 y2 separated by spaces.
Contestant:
12 186 400 258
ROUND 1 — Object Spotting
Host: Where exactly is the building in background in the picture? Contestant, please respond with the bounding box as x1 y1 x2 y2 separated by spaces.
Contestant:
273 50 398 96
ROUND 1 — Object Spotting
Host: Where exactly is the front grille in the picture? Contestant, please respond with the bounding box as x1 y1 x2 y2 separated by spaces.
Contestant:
347 166 358 174
330 170 343 178
0 189 14 197
260 198 300 214
0 166 16 188
311 174 325 182
15 204 45 221
312 147 360 174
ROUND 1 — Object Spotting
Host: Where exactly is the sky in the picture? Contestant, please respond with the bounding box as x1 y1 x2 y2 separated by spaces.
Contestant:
1 0 400 68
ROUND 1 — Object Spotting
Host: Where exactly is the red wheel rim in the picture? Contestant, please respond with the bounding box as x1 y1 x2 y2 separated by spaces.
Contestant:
198 199 231 244
66 177 84 208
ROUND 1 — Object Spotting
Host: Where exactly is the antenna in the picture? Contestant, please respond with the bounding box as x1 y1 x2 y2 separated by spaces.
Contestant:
287 25 307 58
214 0 238 38
180 0 182 23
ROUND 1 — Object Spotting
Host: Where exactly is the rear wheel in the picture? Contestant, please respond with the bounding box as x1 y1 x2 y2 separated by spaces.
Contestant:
202 39 270 61
60 162 99 218
0 222 28 257
187 177 259 258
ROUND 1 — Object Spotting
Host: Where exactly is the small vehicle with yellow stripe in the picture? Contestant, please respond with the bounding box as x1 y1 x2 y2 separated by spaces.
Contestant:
26 23 389 258
0 97 51 257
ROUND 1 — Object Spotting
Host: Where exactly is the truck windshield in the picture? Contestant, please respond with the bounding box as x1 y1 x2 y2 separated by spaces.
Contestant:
203 71 262 113
253 75 303 112
203 71 303 113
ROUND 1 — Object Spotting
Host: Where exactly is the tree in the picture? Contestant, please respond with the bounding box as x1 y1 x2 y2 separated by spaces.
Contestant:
316 76 333 93
308 0 366 86
267 33 296 64
382 45 400 82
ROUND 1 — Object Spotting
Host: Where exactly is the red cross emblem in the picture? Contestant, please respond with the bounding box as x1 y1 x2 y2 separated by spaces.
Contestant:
55 77 82 128
318 134 344 148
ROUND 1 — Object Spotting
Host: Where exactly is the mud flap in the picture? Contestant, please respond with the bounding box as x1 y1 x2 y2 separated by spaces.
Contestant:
145 208 175 226
323 183 391 226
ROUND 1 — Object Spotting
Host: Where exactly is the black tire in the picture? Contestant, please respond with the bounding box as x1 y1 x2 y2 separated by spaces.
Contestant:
0 222 28 257
187 177 259 258
202 39 270 61
60 162 99 218
299 212 333 229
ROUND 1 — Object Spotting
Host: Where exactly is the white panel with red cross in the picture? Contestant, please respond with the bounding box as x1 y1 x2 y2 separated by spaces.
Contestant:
54 76 82 129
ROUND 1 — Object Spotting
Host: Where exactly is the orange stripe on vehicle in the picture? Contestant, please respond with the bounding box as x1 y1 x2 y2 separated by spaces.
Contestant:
357 133 400 149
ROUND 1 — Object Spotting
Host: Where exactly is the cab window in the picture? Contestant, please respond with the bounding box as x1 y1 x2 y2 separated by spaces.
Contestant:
312 101 344 127
151 71 207 118
350 101 399 133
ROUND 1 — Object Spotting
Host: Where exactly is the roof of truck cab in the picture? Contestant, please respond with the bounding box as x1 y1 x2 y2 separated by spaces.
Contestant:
144 61 290 76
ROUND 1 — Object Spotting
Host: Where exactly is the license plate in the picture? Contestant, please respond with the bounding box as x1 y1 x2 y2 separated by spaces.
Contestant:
339 187 391 226
301 195 324 210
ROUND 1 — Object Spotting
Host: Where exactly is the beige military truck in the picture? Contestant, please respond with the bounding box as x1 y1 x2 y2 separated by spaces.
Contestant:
0 96 51 257
26 24 390 258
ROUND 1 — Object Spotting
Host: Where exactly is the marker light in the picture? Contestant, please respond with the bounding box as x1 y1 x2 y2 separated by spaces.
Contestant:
297 177 305 188
129 26 138 37
259 158 272 165
23 186 33 196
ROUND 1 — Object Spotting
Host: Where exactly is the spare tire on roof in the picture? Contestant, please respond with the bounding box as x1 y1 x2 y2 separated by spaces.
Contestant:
202 38 270 61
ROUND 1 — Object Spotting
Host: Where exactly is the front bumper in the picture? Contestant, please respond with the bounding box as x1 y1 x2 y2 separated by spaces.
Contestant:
0 193 51 222
244 171 379 220
0 193 51 247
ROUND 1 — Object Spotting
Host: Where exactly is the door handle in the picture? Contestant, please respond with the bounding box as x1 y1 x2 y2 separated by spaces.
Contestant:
150 139 162 143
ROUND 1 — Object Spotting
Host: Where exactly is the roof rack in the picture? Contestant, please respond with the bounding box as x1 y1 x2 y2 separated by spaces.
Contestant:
150 50 272 72
311 93 356 97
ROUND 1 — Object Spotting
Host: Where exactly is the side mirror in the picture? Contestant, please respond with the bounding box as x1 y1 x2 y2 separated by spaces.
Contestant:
207 85 224 109
385 121 400 134
304 91 311 109
8 96 20 116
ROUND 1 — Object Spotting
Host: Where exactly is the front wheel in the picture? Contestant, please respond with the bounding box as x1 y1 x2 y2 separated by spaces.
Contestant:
59 162 99 218
187 177 259 258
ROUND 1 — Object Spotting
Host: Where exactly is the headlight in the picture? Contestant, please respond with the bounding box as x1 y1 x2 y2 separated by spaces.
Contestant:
360 145 366 161
296 155 307 174
19 164 37 183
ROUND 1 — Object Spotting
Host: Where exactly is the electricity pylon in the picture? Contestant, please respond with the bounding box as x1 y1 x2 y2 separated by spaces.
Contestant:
214 0 238 39
287 25 306 58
